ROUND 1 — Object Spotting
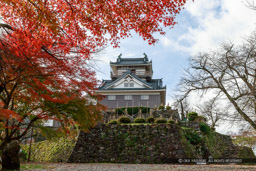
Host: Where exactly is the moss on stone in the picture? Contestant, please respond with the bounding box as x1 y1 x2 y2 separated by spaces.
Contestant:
238 146 256 158
179 127 202 158
21 137 75 163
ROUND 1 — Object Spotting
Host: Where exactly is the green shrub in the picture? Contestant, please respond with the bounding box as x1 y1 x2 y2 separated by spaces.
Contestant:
182 127 202 145
186 132 201 145
118 116 131 123
127 107 139 114
134 118 146 123
199 122 211 135
146 117 155 123
108 120 118 124
158 105 165 110
155 118 167 123
166 105 171 110
167 119 175 124
141 107 150 114
116 108 125 114
187 112 198 121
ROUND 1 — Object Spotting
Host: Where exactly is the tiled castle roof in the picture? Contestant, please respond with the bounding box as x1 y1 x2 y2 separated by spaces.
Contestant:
110 53 151 65
98 70 165 90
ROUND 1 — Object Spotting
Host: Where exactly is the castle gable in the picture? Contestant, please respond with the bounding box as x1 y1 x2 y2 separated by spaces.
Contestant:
104 72 153 90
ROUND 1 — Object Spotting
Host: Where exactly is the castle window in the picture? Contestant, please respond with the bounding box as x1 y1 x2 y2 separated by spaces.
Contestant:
108 95 116 100
141 95 149 100
124 95 132 100
124 82 134 87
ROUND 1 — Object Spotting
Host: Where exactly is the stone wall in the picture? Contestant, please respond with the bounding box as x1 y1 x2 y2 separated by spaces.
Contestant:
212 133 255 159
68 124 186 163
68 124 255 164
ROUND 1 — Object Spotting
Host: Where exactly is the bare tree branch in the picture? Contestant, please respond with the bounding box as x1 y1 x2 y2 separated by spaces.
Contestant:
178 31 256 130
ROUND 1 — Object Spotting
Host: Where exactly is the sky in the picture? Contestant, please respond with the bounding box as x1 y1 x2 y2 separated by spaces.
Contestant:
93 0 256 133
94 0 256 102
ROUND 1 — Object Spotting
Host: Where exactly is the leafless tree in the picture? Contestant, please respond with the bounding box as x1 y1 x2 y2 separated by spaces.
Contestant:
196 96 222 128
179 31 256 130
245 0 256 10
173 95 192 120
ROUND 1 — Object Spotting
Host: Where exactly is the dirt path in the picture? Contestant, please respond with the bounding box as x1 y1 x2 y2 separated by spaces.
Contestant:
33 163 256 171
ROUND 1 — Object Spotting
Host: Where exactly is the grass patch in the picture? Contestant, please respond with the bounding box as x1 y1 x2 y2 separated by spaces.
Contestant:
0 163 51 171
21 137 75 163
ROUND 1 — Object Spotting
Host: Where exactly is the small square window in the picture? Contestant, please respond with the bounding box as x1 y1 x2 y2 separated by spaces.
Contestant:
108 95 116 100
141 95 149 100
124 95 132 100
124 83 129 87
129 83 134 87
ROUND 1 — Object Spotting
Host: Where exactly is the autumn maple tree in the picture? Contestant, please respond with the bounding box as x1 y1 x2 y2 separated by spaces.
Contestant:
0 0 187 169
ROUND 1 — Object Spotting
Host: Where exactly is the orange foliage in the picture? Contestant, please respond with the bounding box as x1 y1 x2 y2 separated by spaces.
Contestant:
0 109 22 122
0 0 187 144
0 0 187 48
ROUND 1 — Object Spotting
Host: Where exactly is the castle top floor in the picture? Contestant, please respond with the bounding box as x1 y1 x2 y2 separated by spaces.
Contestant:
110 53 153 80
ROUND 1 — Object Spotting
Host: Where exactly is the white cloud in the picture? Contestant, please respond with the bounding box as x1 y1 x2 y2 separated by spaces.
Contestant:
160 37 171 47
160 37 179 50
167 0 256 55
184 0 256 54
185 0 222 18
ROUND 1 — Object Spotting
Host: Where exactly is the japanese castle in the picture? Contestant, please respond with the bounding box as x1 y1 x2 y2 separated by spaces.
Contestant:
96 54 166 108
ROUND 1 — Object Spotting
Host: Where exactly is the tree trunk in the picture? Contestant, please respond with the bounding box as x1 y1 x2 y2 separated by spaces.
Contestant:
180 101 185 120
1 140 20 171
